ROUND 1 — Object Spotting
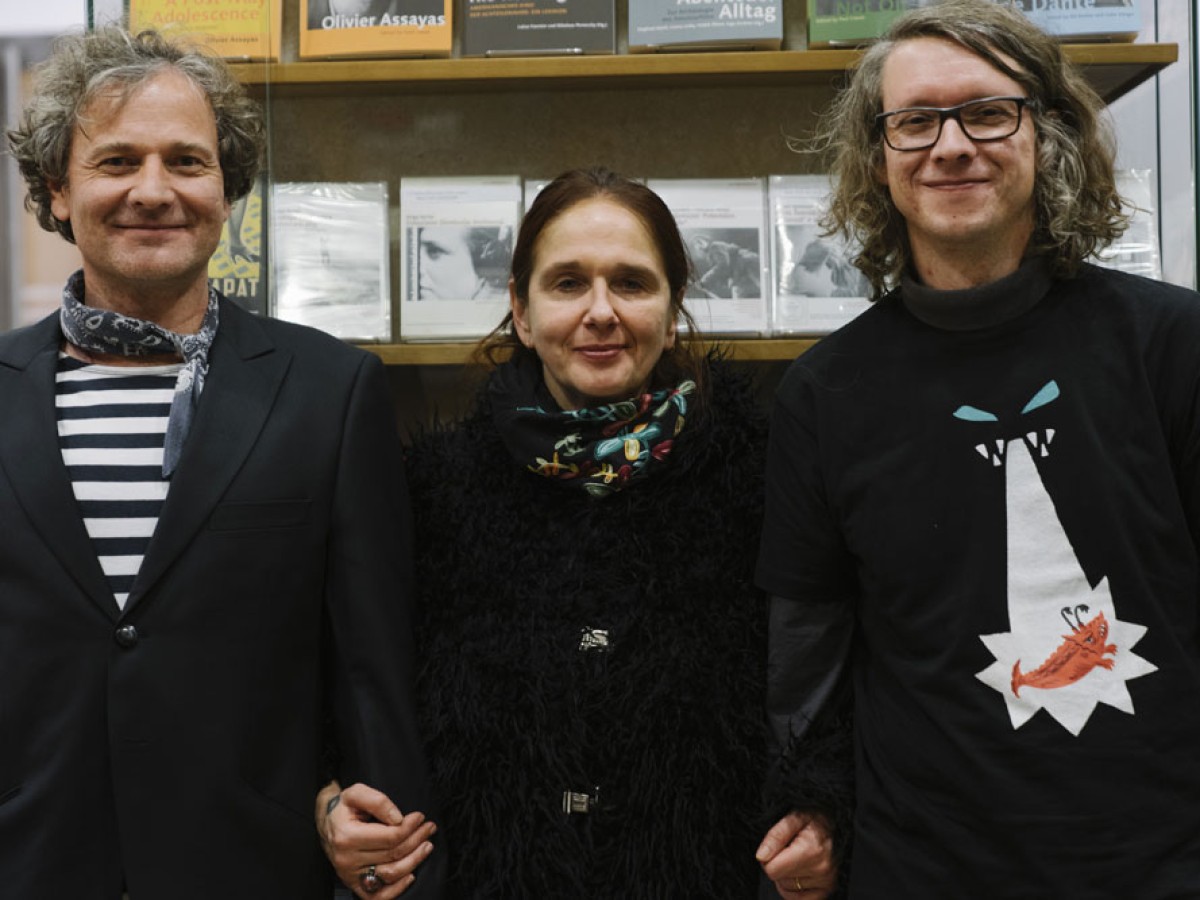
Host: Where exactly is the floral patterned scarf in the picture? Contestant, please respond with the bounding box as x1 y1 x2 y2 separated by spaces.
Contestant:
489 355 694 498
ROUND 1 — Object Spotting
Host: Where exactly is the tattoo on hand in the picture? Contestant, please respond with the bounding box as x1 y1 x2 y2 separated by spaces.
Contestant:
326 793 342 817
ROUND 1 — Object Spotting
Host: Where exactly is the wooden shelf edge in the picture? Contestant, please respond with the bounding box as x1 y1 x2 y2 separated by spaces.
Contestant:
363 337 820 366
232 43 1175 101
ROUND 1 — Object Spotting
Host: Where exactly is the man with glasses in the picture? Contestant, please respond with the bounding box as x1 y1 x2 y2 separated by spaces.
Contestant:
755 0 1200 896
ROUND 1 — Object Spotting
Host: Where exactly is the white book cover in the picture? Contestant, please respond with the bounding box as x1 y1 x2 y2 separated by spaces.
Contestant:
88 0 126 28
1012 0 1140 41
648 177 769 337
522 177 554 210
1094 169 1161 280
399 176 522 341
270 182 392 342
768 175 870 335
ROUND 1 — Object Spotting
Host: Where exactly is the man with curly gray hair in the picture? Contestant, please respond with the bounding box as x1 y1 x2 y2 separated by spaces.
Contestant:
755 1 1200 897
2 27 442 899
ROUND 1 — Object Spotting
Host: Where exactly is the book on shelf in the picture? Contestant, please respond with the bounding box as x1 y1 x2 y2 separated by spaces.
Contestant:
1093 169 1161 279
299 0 451 58
209 173 269 315
807 0 924 48
648 177 770 337
809 0 1139 48
628 0 782 52
522 178 553 208
88 0 126 29
767 175 869 335
127 0 282 60
461 0 615 57
270 182 393 342
1016 0 1141 42
399 176 523 341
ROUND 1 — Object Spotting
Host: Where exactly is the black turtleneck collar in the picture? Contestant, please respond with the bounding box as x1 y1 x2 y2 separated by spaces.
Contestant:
900 256 1054 332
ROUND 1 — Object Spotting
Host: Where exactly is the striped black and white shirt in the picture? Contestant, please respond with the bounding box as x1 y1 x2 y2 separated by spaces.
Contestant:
55 354 181 610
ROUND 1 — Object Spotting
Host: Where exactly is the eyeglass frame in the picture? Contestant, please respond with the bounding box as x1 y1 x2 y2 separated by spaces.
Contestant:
874 95 1035 152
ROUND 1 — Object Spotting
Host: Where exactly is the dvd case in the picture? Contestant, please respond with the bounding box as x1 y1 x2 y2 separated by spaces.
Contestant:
270 182 392 342
648 177 770 337
399 176 523 341
768 175 869 335
1094 169 1161 280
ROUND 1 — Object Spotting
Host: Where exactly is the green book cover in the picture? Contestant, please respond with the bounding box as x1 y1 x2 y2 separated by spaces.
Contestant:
808 0 927 48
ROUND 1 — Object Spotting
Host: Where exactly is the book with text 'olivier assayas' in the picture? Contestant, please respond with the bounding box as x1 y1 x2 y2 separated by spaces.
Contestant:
300 0 451 59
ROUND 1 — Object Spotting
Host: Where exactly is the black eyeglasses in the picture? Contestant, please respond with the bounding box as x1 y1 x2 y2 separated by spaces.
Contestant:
875 96 1033 151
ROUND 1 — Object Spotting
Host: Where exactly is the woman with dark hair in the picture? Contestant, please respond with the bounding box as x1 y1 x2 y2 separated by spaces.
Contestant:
319 167 837 897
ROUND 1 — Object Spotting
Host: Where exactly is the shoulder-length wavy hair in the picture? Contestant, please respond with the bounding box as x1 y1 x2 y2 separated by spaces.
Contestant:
476 166 710 407
809 0 1127 297
6 26 264 243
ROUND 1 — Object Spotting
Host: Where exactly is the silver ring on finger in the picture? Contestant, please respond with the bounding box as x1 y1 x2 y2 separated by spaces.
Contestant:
360 864 384 895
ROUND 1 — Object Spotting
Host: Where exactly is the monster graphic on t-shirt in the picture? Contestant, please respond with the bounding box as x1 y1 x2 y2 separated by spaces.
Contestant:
968 380 1158 735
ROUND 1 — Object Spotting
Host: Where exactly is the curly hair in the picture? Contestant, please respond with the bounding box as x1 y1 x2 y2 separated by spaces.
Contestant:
807 0 1128 297
476 166 710 407
6 26 264 243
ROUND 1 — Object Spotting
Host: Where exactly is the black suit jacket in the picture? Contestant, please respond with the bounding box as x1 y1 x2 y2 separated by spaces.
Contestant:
0 300 444 898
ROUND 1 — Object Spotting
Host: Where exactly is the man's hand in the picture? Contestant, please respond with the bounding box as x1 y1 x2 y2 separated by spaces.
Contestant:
756 811 837 898
316 780 437 899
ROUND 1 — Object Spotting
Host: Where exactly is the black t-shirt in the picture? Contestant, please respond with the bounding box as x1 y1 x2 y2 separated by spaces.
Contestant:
758 259 1200 897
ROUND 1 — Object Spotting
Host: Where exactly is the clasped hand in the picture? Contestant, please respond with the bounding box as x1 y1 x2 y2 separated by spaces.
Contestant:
316 780 437 899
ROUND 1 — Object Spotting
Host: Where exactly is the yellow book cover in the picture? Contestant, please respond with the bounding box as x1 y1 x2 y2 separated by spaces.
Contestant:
128 0 282 61
300 0 451 59
209 175 268 315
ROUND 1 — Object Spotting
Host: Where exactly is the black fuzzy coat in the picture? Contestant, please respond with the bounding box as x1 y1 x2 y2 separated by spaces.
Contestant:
406 362 770 899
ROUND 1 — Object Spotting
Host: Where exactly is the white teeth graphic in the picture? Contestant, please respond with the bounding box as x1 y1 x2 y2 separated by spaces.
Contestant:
1024 428 1057 458
975 439 1006 467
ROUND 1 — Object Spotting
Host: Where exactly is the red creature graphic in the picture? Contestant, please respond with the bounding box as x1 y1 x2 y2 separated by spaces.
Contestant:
1011 605 1117 697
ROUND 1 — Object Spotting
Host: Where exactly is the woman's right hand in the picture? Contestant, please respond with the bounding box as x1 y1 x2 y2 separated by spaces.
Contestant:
316 780 438 899
756 811 837 899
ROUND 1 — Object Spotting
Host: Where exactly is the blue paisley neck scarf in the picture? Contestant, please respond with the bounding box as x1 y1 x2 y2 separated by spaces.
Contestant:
489 354 695 499
59 270 219 478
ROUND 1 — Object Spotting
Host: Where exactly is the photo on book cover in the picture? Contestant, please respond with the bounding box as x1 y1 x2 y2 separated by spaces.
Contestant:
306 0 442 29
649 177 770 336
270 181 392 342
399 176 523 340
408 226 512 302
769 174 869 335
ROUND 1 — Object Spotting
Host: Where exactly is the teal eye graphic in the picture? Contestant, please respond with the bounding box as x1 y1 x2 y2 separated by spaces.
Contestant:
1022 380 1060 414
953 405 998 422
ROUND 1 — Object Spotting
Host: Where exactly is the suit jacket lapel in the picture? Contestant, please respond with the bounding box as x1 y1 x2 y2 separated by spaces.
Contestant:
123 302 292 616
0 314 117 618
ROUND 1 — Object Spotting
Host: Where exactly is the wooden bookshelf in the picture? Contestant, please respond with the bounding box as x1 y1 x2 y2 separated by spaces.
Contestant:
240 42 1177 370
366 337 820 366
231 43 1177 103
